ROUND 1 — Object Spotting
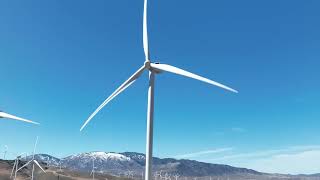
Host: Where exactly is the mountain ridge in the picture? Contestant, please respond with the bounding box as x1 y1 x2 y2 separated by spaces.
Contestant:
24 151 261 177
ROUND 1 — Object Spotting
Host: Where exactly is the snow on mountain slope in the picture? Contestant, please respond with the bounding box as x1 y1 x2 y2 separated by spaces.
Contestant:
23 154 61 167
62 152 143 174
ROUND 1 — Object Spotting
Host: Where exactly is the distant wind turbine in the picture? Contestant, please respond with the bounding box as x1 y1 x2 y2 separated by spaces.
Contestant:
79 1 238 180
10 152 26 180
45 156 49 168
126 170 134 179
173 174 180 180
0 110 39 125
58 159 62 172
3 145 8 160
164 173 171 180
17 137 46 180
90 158 96 180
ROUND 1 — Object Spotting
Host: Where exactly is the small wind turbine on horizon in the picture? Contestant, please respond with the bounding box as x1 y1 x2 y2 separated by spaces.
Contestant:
173 174 180 180
0 110 39 125
46 156 51 167
17 137 46 180
154 171 161 180
126 170 134 179
90 158 96 180
3 145 8 160
58 159 62 172
79 1 238 180
164 173 171 180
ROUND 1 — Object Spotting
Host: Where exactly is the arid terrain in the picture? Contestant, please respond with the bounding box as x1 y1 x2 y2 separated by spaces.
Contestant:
0 160 133 180
1 159 320 180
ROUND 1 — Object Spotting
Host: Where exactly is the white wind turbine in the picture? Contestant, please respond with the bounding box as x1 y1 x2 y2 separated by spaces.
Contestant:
3 145 8 160
173 174 180 180
90 158 96 180
79 1 238 180
10 152 26 180
58 159 62 172
0 110 39 125
17 137 46 180
125 170 134 179
164 173 171 180
155 170 164 180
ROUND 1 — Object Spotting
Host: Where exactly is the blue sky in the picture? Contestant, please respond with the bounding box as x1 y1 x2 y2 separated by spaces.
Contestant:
0 0 319 174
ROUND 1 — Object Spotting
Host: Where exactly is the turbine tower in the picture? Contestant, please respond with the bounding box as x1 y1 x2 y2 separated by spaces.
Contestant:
79 1 238 180
0 110 39 125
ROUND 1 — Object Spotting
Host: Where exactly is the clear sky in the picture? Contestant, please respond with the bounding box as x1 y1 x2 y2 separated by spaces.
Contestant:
0 0 319 175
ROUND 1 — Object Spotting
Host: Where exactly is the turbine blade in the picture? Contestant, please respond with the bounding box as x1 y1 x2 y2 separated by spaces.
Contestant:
17 160 32 172
80 80 136 131
33 136 39 158
0 112 39 125
80 66 146 131
143 0 149 59
150 63 238 93
34 160 46 173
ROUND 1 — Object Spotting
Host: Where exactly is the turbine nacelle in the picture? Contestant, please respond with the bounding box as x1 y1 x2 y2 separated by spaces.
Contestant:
144 61 151 69
144 61 162 73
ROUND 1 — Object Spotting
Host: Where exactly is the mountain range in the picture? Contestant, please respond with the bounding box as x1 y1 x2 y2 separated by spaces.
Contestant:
24 151 260 177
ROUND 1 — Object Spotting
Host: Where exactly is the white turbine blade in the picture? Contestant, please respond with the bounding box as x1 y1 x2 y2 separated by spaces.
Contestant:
17 160 32 171
143 0 149 59
80 66 146 131
34 160 46 173
0 112 39 125
151 63 238 93
80 80 136 131
33 136 39 158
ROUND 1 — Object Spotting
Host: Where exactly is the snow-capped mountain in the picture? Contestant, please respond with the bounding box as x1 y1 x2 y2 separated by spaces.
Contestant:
23 154 61 167
66 152 131 162
29 152 260 177
62 152 143 175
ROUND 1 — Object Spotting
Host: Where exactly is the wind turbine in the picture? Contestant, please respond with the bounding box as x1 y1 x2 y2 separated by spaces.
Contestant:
3 145 8 160
46 156 51 167
173 174 180 180
17 137 46 180
164 173 171 180
126 170 134 179
90 158 96 180
79 1 238 180
0 110 39 125
155 170 164 180
58 159 62 172
10 152 26 180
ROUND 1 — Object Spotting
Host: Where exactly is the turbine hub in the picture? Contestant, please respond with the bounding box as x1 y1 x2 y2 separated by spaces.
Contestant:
144 60 151 69
144 60 162 73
